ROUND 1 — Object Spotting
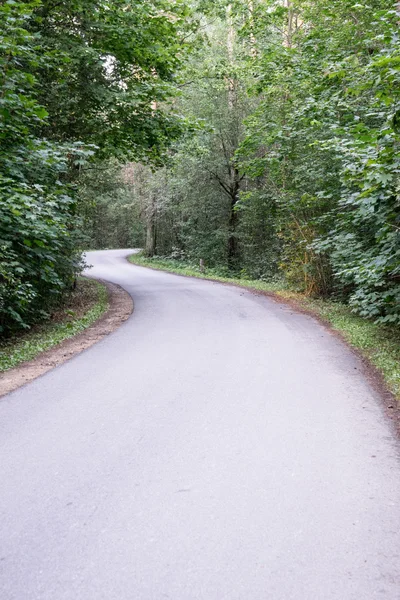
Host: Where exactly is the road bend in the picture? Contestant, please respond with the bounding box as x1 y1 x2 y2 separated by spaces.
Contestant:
0 249 399 599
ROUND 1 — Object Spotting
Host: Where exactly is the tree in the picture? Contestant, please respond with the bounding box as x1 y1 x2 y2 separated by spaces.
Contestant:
127 16 255 270
0 0 193 334
0 0 89 334
28 0 194 162
237 0 400 319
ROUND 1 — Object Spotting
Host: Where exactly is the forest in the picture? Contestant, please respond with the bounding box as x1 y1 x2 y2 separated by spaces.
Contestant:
1 0 400 335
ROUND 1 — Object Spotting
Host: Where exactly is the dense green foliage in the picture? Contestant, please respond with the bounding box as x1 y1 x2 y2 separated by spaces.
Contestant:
2 0 400 331
0 0 190 335
103 0 400 324
0 1 83 334
79 162 145 250
28 0 192 161
238 0 400 322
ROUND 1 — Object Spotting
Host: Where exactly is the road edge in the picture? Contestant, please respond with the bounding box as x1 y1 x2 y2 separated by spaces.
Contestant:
127 255 400 433
0 279 133 398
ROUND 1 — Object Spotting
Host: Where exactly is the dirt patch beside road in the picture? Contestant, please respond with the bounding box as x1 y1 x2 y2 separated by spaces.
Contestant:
0 281 133 398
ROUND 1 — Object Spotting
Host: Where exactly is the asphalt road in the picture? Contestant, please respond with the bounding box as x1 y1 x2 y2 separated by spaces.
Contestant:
1 249 399 600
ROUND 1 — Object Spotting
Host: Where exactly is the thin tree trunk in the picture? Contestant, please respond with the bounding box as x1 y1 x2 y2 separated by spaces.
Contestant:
228 199 239 270
248 0 257 58
145 193 156 257
284 0 294 48
227 167 241 270
226 4 235 109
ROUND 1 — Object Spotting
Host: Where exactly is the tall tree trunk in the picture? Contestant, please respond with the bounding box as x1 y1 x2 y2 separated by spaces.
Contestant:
144 95 159 257
226 7 240 268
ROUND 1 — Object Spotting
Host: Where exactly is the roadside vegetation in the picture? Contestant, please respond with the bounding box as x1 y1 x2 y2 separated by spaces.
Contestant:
0 279 108 371
129 252 400 402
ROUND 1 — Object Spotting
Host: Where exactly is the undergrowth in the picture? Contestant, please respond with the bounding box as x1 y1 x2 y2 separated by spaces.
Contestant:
0 278 108 371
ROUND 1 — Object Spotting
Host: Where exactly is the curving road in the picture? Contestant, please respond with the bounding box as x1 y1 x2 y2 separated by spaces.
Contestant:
0 248 399 600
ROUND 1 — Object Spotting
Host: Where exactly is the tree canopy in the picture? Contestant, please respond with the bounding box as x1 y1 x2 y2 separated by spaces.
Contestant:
1 0 400 333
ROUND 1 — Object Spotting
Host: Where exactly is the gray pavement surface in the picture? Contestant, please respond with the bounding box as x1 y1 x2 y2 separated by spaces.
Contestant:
0 248 399 599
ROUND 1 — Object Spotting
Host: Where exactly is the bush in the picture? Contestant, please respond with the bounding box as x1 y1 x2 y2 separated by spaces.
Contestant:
0 182 85 334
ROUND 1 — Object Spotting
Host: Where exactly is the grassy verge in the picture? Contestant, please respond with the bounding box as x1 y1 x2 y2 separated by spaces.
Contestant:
0 278 108 372
129 253 400 402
